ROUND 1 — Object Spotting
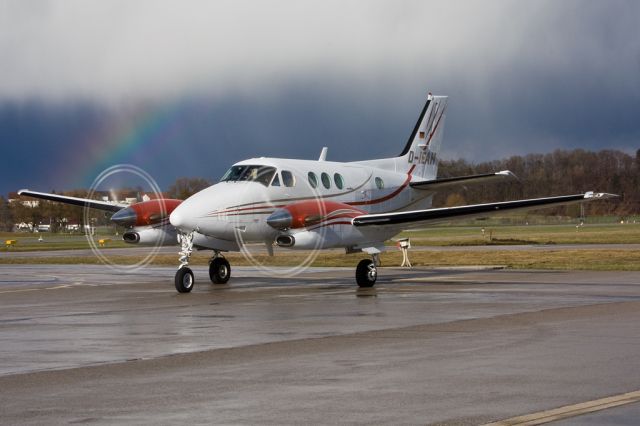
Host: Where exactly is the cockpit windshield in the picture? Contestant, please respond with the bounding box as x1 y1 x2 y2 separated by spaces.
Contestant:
220 165 276 187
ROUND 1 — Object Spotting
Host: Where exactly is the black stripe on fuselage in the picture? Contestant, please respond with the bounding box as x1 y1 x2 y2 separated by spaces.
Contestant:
399 97 432 157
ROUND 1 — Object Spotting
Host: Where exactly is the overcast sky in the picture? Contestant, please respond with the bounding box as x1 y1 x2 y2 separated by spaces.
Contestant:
1 0 639 195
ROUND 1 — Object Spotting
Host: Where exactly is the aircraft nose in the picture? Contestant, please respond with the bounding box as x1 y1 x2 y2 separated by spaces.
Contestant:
111 207 137 227
266 209 292 230
169 208 187 229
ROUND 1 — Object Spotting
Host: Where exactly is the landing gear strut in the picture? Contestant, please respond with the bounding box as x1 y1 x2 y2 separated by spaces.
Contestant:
356 253 379 288
175 232 195 293
209 252 231 284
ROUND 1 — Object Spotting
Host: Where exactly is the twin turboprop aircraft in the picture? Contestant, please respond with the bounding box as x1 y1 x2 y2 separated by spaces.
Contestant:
19 94 616 292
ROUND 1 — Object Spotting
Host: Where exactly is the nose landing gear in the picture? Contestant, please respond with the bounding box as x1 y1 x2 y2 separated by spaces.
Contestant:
175 232 195 293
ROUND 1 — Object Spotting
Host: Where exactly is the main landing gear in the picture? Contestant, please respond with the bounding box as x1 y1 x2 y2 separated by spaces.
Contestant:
209 254 231 284
355 253 380 288
174 232 232 293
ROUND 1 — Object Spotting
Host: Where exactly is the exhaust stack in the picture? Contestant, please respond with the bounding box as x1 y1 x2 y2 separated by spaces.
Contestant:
275 234 295 247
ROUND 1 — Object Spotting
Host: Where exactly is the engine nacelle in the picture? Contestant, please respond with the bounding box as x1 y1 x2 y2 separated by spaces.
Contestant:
122 226 177 246
112 199 183 227
275 229 345 250
266 200 365 230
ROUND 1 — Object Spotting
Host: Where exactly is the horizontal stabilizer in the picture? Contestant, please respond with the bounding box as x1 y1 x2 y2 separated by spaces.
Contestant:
410 170 517 190
17 189 127 213
353 192 618 228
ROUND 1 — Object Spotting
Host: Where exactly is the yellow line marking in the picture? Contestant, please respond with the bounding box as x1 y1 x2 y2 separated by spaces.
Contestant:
484 390 640 425
45 284 72 290
0 288 40 294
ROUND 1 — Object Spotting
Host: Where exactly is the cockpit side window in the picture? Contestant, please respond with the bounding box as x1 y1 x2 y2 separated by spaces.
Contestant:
271 173 281 186
281 170 295 187
220 165 276 187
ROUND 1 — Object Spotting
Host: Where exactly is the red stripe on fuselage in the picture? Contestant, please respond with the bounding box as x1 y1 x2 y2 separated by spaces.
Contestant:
348 165 415 206
210 165 417 215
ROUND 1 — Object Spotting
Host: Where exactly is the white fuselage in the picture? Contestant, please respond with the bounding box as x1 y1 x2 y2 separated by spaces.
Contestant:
170 157 434 250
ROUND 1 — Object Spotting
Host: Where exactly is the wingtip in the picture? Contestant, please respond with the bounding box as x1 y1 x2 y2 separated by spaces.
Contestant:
496 170 520 181
584 192 620 199
17 189 28 196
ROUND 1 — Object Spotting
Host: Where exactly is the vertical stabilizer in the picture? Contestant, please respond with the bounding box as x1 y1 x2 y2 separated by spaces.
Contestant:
399 94 448 180
351 93 448 180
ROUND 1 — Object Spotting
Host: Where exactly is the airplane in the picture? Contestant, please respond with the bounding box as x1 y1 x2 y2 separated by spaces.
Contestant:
19 93 617 293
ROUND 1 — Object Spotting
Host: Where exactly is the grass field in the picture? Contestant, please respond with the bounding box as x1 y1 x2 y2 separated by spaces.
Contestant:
397 223 640 246
2 249 640 271
3 223 640 252
2 223 639 271
0 233 129 251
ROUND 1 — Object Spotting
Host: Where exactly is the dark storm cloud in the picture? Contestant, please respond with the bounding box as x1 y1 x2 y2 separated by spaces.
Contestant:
1 0 639 196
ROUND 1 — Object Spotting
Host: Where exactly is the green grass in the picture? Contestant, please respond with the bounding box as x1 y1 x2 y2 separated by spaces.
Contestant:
4 223 640 253
395 223 640 246
2 223 640 271
2 249 640 271
1 233 129 251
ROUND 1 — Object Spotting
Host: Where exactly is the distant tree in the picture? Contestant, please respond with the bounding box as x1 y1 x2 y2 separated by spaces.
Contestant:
0 196 14 231
434 148 637 216
166 177 212 199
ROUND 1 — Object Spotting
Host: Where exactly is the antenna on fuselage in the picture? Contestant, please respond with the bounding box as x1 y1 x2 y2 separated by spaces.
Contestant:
318 147 328 162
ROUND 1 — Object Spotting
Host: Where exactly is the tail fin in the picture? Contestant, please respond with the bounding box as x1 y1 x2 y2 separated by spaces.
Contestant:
352 93 448 179
399 94 448 180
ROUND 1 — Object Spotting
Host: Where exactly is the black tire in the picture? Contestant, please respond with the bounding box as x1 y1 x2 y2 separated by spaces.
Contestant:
356 259 377 288
209 258 231 284
175 267 194 293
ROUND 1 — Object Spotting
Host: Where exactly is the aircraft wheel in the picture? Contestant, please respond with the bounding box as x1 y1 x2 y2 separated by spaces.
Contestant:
175 267 194 293
356 259 377 288
209 258 231 284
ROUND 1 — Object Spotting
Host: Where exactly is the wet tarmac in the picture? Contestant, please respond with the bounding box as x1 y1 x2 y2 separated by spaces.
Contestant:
1 264 640 424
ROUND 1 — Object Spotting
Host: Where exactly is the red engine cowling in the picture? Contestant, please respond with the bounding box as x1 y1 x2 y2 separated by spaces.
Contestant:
266 200 365 230
111 199 182 227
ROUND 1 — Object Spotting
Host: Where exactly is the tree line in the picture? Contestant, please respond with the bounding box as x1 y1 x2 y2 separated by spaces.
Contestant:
434 148 639 216
1 148 638 232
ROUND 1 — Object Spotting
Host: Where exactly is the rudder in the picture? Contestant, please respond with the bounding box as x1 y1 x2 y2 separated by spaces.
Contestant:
399 94 448 180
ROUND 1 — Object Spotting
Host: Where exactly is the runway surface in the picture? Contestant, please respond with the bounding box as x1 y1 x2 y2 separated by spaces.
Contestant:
1 264 640 424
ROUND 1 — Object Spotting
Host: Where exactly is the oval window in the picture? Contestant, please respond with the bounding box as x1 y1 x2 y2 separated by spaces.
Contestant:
334 173 344 190
375 177 384 189
321 172 331 189
308 172 318 189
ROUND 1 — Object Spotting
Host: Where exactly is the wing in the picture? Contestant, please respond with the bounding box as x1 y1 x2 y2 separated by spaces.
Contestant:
410 170 517 190
17 189 127 213
352 192 617 229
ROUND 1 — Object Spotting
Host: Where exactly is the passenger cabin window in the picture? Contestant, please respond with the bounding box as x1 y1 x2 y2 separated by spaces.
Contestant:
282 170 295 187
321 172 331 189
271 173 281 186
334 173 344 190
220 165 276 187
308 172 318 189
375 177 384 189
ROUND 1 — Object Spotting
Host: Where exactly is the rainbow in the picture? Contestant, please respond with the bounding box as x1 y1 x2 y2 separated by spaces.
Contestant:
59 100 193 192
